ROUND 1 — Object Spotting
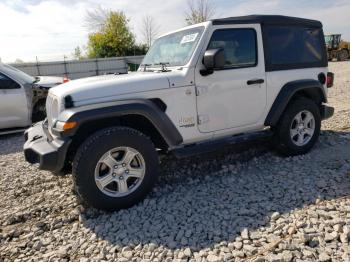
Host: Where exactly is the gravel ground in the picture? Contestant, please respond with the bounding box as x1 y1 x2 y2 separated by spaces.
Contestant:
1 61 350 262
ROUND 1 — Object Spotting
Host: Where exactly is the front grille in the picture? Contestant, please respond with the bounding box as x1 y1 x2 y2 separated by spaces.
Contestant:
46 95 53 128
46 95 57 128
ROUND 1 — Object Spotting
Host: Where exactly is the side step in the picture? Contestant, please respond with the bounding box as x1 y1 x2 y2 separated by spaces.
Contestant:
172 130 272 159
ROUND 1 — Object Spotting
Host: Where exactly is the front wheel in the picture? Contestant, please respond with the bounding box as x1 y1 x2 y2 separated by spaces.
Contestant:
72 127 159 211
32 100 47 123
273 98 321 156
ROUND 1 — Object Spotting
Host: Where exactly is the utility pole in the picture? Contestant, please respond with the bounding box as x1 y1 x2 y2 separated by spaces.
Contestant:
63 55 68 78
36 56 41 75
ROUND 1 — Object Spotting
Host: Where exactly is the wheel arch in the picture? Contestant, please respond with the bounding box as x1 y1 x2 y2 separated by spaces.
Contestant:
265 79 326 127
61 99 183 170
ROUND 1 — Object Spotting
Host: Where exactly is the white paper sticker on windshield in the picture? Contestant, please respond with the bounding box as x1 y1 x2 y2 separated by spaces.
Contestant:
180 33 199 44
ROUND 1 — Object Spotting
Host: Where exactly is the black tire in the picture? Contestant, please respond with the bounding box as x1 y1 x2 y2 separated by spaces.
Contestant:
338 49 348 61
32 100 47 123
273 97 321 156
72 126 159 211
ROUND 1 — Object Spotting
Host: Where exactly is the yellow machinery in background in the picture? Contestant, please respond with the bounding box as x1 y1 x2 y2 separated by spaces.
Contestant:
325 34 350 61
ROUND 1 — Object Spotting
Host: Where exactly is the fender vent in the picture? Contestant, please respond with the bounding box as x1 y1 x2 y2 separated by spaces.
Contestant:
65 95 74 109
150 98 167 112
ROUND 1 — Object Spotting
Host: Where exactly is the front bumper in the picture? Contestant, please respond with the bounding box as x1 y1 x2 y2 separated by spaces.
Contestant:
321 105 334 120
24 121 71 174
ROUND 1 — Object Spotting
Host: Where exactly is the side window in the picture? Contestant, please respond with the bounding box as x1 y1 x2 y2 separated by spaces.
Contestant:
0 73 20 89
265 26 324 67
207 28 257 69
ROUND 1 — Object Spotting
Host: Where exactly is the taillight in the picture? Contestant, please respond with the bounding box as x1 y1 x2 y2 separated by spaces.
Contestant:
326 72 334 88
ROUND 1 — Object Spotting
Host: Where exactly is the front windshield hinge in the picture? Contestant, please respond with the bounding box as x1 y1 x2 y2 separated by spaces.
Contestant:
154 62 170 72
140 63 152 72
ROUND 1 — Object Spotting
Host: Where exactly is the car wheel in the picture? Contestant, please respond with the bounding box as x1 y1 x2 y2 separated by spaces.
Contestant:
32 100 47 123
72 126 159 211
273 97 321 156
338 49 348 61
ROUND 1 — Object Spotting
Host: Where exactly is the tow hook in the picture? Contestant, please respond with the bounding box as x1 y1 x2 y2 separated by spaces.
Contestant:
32 135 43 142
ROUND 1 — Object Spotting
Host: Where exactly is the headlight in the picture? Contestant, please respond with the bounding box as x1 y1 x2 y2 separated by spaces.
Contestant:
46 94 64 128
51 99 59 121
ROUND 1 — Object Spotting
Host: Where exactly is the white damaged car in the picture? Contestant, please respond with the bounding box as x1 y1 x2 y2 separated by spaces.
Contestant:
0 63 68 133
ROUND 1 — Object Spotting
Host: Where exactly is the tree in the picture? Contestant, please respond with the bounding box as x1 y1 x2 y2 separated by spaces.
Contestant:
73 46 84 60
84 5 109 32
185 0 216 25
133 44 149 55
141 15 161 48
87 11 137 58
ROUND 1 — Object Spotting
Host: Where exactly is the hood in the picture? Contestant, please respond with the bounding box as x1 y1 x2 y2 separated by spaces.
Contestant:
49 72 171 104
36 76 65 88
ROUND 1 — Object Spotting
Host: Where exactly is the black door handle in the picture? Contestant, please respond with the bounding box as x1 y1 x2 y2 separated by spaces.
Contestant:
247 79 264 85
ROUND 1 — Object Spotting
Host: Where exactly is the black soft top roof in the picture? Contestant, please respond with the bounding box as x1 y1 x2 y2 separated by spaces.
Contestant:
212 15 322 28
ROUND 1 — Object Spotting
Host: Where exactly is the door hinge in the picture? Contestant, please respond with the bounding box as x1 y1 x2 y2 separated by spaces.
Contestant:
196 86 209 96
198 115 210 125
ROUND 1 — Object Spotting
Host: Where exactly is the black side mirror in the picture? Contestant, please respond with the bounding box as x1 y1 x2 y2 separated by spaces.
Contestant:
201 48 225 76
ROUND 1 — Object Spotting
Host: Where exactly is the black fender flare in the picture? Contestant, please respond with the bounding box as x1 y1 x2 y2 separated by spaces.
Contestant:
264 79 326 126
59 99 183 147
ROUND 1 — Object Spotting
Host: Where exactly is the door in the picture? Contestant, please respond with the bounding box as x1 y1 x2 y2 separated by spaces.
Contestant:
0 73 29 129
195 25 266 133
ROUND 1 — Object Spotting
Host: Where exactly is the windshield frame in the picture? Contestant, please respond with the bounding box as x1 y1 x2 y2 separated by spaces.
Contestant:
141 26 205 69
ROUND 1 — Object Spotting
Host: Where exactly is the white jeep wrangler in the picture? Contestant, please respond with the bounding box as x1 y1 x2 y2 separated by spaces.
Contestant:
24 15 334 211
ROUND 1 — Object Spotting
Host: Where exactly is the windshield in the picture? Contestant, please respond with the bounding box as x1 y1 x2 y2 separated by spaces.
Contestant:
142 26 204 67
324 35 332 45
0 63 36 84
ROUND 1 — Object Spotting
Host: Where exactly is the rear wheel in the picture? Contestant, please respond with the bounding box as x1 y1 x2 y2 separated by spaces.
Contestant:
338 49 348 61
273 98 321 156
72 127 159 211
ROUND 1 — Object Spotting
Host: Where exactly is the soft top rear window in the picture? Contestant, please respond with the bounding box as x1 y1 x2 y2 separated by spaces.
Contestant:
264 26 327 71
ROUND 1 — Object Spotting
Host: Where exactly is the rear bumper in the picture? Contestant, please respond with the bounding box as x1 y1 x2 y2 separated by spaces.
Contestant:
23 122 71 174
321 105 334 120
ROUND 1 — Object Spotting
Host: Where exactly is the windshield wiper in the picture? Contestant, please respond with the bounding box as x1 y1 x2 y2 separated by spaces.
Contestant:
154 62 170 72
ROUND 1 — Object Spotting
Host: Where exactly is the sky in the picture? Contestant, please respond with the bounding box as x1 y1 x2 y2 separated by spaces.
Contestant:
1 0 350 63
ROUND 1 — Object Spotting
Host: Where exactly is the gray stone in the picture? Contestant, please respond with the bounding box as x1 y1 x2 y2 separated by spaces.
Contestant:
265 253 283 262
177 251 185 259
241 228 249 240
340 233 348 243
271 212 281 221
232 250 245 258
33 241 42 251
184 248 192 257
207 254 221 262
56 247 68 258
281 251 293 262
233 242 243 250
319 252 330 262
325 231 338 242
123 250 133 259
